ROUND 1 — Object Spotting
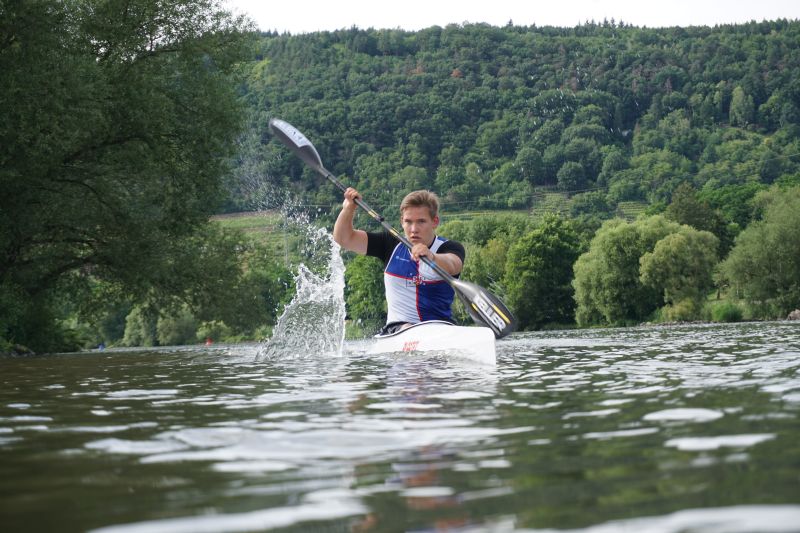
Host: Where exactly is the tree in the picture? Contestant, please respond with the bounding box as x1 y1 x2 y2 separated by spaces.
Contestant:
504 215 581 329
572 104 609 126
122 306 158 347
639 227 719 318
597 146 628 187
463 239 509 290
532 119 566 151
343 255 386 323
562 138 602 181
633 109 706 160
573 216 682 326
729 86 755 127
665 183 732 254
450 162 491 202
717 185 800 317
389 165 429 191
515 146 545 185
156 306 199 346
570 191 613 218
608 149 693 203
472 116 518 166
463 213 532 246
697 182 766 228
194 236 294 335
0 1 253 351
557 161 587 192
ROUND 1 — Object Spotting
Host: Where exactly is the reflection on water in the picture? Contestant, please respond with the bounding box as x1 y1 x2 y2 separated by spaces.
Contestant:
0 322 799 532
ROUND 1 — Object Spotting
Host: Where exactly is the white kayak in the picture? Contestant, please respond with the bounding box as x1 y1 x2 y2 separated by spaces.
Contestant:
366 321 496 365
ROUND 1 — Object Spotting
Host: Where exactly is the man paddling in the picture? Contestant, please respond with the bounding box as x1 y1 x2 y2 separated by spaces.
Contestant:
333 188 466 335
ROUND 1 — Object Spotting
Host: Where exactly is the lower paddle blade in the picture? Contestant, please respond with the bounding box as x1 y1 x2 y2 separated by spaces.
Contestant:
452 279 517 339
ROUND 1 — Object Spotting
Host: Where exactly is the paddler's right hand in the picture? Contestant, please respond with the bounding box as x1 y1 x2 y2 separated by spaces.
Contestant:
342 187 361 212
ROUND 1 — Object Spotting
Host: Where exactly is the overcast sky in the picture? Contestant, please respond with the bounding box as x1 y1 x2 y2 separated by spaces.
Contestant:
225 0 800 34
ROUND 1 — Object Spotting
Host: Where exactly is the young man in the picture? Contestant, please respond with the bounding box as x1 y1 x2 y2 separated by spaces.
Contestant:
333 188 465 335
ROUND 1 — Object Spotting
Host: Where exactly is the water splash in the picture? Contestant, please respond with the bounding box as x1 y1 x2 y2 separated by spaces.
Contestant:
257 226 346 360
235 147 347 360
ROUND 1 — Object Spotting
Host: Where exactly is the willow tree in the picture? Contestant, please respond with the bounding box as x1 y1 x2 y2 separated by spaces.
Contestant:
572 216 683 326
639 227 719 320
717 185 800 318
0 1 254 351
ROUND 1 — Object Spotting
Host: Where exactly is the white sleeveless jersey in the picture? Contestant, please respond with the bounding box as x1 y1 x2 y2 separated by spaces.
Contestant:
383 236 456 324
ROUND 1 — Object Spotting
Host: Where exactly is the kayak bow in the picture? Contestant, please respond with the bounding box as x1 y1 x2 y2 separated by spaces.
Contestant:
365 321 496 365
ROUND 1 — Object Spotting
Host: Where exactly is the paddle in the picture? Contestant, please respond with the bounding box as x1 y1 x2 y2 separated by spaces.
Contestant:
268 118 517 339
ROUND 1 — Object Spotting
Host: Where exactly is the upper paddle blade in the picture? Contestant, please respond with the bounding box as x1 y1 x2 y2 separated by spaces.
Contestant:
268 118 324 171
452 279 517 339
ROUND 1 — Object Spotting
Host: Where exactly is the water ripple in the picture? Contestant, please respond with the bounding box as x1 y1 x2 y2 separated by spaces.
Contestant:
2 322 798 532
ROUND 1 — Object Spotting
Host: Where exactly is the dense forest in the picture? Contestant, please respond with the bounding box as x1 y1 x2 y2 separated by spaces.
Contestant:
3 0 799 353
243 19 800 332
238 19 800 215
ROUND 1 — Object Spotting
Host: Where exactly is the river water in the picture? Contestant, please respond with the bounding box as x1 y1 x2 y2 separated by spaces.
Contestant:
1 322 799 532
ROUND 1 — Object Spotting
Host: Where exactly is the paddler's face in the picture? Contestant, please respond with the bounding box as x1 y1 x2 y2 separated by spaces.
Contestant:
401 206 439 245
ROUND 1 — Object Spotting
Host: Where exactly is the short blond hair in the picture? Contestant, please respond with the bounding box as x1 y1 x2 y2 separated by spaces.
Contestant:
400 190 440 219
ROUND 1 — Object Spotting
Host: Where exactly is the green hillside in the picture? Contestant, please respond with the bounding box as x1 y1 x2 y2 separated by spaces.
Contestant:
4 1 799 352
231 20 800 226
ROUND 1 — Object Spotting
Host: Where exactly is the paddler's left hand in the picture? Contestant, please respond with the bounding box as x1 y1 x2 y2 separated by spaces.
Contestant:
410 243 433 262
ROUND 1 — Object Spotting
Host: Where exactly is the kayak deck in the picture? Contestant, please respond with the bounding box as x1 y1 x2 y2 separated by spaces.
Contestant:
366 321 496 365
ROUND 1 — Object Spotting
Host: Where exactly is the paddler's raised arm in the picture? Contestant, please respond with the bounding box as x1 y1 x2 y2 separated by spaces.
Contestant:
333 187 368 254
